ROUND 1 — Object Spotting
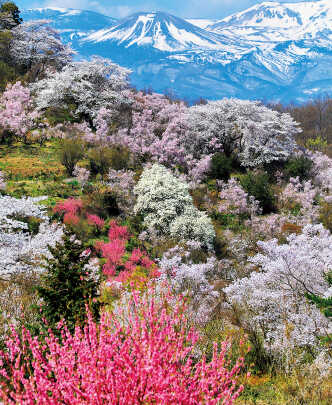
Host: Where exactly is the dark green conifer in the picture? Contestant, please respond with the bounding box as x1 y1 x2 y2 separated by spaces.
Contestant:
37 228 100 332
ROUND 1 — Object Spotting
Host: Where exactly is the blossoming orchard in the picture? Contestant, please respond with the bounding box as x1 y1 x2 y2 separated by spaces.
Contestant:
0 2 331 404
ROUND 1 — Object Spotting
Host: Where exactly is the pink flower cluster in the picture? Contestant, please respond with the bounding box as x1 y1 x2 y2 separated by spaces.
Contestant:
54 198 106 231
86 214 105 229
218 178 260 216
53 198 83 226
97 220 158 283
0 82 39 139
0 290 245 404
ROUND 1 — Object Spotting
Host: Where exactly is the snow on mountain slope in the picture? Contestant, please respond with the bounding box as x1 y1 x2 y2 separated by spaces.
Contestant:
82 12 245 52
21 1 332 103
21 8 117 42
208 0 332 44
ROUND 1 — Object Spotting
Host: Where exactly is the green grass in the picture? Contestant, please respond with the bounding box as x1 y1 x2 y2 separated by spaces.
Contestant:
0 140 83 204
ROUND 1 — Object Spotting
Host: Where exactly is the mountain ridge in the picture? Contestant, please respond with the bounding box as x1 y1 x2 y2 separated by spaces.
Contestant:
20 1 332 103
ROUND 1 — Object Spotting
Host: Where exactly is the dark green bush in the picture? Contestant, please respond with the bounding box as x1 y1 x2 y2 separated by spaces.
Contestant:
0 60 16 91
240 171 276 214
59 137 85 176
43 105 79 126
284 156 313 181
88 145 131 175
83 184 120 218
209 153 240 181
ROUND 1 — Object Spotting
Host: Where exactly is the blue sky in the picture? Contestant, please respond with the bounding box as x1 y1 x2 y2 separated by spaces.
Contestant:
15 0 320 19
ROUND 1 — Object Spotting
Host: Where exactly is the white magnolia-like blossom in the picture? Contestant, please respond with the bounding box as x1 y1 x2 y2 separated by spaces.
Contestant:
0 195 63 277
186 99 301 167
31 57 132 119
134 164 215 247
224 224 332 358
10 20 73 71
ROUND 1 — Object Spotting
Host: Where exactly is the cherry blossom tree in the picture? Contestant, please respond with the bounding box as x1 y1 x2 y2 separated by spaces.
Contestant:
186 98 302 167
31 57 132 121
0 195 63 277
10 20 73 77
0 81 39 141
224 224 332 360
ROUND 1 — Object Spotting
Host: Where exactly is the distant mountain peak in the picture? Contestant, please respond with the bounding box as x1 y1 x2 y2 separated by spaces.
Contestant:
21 1 332 103
83 11 233 52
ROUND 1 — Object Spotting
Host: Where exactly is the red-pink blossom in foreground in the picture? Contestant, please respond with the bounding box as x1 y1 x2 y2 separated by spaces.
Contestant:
86 213 105 229
0 290 245 404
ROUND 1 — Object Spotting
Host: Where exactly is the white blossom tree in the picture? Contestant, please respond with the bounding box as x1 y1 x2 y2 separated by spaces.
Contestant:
186 99 302 167
224 224 332 359
0 195 63 277
10 20 73 75
134 164 215 248
158 242 220 324
31 57 132 121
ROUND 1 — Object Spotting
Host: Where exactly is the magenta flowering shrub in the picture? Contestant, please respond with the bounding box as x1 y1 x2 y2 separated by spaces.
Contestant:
0 81 39 140
96 220 159 285
0 289 245 404
86 214 105 229
53 198 84 226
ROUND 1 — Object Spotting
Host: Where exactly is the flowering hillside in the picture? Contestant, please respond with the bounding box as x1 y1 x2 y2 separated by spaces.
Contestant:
0 2 331 404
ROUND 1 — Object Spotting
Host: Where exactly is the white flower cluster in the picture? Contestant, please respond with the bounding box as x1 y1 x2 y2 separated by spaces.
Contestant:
158 242 219 323
224 224 332 358
186 98 301 167
10 20 73 71
0 195 63 277
31 57 132 119
134 164 215 248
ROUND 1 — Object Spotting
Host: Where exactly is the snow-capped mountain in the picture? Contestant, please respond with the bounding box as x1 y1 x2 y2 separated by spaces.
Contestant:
82 12 241 52
207 0 332 46
20 8 116 42
21 1 332 103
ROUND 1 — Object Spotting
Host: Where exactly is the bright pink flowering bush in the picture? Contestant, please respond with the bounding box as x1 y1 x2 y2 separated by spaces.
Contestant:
53 198 83 215
86 213 105 229
54 199 84 226
97 220 159 284
0 290 245 404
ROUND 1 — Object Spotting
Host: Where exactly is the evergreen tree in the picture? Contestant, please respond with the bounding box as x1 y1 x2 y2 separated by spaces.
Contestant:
0 2 22 29
37 228 100 332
